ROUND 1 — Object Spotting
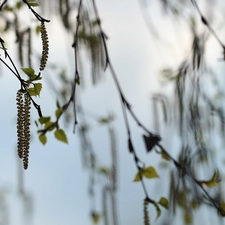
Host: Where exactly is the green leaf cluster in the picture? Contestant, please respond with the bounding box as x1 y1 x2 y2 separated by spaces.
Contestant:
36 113 68 145
153 197 169 220
21 68 42 96
133 166 159 182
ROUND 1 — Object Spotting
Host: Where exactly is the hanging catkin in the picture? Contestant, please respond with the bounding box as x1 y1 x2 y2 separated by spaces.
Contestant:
144 199 150 225
16 90 31 169
39 21 49 71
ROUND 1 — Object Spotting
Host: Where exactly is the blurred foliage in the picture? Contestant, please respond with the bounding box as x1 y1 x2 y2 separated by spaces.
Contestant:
1 0 225 225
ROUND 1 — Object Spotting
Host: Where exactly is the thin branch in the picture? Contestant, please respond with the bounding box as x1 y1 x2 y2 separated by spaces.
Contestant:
22 0 50 22
190 0 225 48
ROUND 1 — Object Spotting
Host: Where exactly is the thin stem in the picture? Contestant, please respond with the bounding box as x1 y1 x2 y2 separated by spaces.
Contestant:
22 0 50 22
190 0 225 48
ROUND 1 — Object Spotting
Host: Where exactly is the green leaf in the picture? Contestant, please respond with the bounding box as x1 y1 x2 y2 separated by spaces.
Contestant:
54 129 68 144
158 197 169 209
161 151 170 161
44 121 55 131
55 108 63 119
76 77 80 85
16 2 22 9
98 117 109 124
191 200 200 209
21 67 35 78
154 203 161 220
212 169 220 181
38 116 51 124
184 213 192 224
34 83 42 96
3 6 13 11
98 167 109 175
201 169 221 188
27 87 36 96
91 212 100 224
218 202 225 216
133 171 142 182
203 180 218 188
39 134 47 145
143 166 159 179
27 1 39 7
56 100 61 109
35 25 40 34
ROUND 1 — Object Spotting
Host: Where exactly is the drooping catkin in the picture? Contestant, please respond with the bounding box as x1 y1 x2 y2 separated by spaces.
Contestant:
109 127 117 192
144 199 150 225
16 90 31 170
17 90 24 159
27 28 32 68
39 21 49 71
22 93 31 169
18 32 24 66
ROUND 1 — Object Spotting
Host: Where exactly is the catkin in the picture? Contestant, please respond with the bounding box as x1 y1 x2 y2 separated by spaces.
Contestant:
144 199 150 225
109 127 117 192
16 90 31 170
39 21 49 71
18 32 24 66
17 90 24 159
27 28 32 68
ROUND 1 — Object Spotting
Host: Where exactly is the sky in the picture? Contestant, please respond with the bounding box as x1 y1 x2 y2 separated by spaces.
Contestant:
1 0 225 225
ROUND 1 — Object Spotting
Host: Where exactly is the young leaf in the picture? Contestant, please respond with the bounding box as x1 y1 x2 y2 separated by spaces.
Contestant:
98 117 110 124
54 129 68 144
158 197 169 209
143 134 161 153
44 121 55 131
27 1 39 7
38 116 51 124
76 77 80 85
98 167 109 175
36 25 40 34
21 67 35 77
56 100 61 109
201 169 221 188
133 171 143 182
218 202 225 216
91 212 100 224
154 203 161 220
143 166 159 179
16 2 22 9
184 213 192 224
27 87 36 96
212 169 220 181
34 83 42 96
191 200 200 209
39 134 47 145
161 151 170 161
55 108 63 119
203 180 218 188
